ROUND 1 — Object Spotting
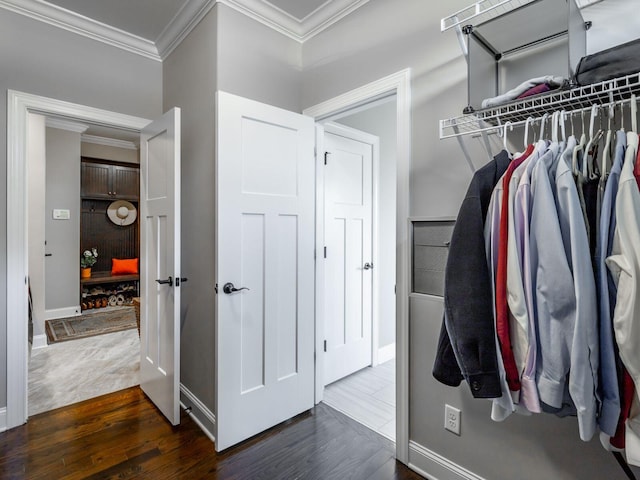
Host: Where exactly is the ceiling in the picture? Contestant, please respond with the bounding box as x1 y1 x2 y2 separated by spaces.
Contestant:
0 0 369 61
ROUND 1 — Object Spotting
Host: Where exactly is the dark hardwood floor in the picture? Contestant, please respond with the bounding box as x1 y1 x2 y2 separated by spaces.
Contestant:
0 387 425 479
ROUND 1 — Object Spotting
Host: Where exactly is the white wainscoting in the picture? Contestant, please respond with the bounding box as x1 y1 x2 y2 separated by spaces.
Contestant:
408 441 487 480
44 306 81 320
180 383 216 444
32 334 48 350
0 408 7 433
377 342 395 365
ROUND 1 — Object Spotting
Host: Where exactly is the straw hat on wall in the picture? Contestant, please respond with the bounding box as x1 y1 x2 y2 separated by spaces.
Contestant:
107 200 137 226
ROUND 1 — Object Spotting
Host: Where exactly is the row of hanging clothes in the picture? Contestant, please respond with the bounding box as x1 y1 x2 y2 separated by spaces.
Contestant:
432 96 640 474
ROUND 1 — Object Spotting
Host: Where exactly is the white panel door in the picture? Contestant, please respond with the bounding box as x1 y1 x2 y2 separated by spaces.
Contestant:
323 130 373 385
140 108 181 425
216 91 315 451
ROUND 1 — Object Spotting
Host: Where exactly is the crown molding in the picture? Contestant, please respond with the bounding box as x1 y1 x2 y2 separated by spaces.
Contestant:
0 0 160 61
45 117 89 133
0 0 368 63
219 0 370 42
156 0 215 60
575 0 603 7
298 0 370 41
81 134 138 150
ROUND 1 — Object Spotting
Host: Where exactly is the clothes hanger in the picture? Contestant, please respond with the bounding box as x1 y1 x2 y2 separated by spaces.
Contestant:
560 110 567 142
551 111 560 143
570 109 575 137
601 103 614 177
503 121 513 152
584 104 603 179
539 113 550 140
572 109 588 175
524 116 535 149
632 94 638 133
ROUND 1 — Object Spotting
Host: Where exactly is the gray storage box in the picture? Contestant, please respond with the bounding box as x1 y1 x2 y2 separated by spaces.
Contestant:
413 221 455 297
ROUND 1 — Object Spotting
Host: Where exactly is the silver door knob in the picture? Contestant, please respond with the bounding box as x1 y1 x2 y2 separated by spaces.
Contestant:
223 282 250 294
364 262 373 270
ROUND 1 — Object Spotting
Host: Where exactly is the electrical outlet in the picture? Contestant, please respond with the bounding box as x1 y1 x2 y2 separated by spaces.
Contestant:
444 404 461 435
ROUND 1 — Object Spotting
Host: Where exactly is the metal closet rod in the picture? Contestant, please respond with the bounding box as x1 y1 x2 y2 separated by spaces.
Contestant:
490 95 640 135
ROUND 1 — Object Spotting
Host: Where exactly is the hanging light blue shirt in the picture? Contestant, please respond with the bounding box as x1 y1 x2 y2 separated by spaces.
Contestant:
595 130 626 437
554 137 599 442
529 142 576 409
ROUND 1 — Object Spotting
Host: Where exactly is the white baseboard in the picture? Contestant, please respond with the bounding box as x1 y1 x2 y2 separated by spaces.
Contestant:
408 441 487 480
45 306 81 320
32 334 48 349
180 383 216 444
378 342 396 364
0 407 6 433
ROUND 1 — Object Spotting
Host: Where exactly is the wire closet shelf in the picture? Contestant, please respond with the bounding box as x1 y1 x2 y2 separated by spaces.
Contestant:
440 72 640 139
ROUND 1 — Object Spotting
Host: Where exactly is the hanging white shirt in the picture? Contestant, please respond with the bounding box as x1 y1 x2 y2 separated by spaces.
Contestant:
606 132 640 465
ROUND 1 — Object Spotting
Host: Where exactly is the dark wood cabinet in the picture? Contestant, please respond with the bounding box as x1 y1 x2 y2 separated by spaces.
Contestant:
80 158 140 310
112 165 139 199
81 160 139 200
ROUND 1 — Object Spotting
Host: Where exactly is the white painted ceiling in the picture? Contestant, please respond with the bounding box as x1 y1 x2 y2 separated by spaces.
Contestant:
266 0 329 21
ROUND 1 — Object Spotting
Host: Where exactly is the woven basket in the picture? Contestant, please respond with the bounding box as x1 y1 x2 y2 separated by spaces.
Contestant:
132 297 141 337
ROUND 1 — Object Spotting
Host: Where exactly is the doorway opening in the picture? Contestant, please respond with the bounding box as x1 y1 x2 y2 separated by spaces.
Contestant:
26 113 142 416
6 91 156 428
318 96 397 441
303 68 411 461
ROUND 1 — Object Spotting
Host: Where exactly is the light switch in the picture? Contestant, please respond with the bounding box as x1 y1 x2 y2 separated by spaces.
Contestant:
52 209 70 220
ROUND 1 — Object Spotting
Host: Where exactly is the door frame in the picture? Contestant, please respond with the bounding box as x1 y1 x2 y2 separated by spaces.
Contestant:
303 68 411 463
6 90 151 430
320 122 381 381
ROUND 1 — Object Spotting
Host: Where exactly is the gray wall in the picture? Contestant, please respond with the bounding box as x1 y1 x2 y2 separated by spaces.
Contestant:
216 3 302 112
0 8 162 407
336 99 397 350
44 127 81 312
302 0 640 478
163 5 218 424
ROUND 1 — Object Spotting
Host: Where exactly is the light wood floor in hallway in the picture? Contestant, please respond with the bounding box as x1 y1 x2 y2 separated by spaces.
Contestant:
323 359 396 441
1 387 423 479
28 328 140 416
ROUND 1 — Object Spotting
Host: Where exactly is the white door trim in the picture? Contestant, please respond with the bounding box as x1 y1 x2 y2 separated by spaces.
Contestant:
6 90 150 430
322 122 380 372
303 68 411 464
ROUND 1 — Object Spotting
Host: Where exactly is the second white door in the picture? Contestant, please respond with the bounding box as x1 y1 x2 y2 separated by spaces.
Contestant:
216 92 316 451
139 108 182 426
323 125 374 386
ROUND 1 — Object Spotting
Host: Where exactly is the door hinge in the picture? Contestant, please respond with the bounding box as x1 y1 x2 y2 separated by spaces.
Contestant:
324 340 327 352
324 246 327 258
215 283 218 294
324 152 329 165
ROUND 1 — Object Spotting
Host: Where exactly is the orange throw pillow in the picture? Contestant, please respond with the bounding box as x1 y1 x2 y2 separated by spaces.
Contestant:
111 258 138 275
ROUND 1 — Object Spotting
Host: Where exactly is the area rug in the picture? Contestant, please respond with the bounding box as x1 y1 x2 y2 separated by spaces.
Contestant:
45 306 137 344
